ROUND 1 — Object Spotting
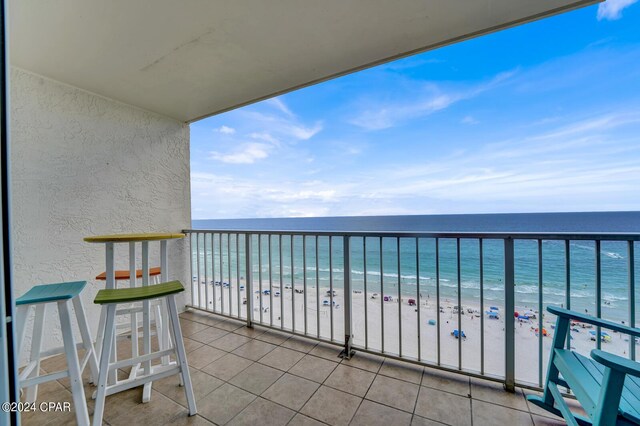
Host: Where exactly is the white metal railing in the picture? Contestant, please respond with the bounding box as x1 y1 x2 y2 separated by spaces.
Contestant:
183 229 639 391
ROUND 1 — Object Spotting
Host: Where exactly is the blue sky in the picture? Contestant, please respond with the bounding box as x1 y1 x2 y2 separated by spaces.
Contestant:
190 1 640 219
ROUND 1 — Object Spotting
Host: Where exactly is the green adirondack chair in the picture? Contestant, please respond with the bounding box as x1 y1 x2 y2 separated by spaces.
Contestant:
528 306 640 426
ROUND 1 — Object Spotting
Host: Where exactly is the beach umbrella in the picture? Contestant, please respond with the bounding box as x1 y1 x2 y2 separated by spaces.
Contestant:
452 329 466 339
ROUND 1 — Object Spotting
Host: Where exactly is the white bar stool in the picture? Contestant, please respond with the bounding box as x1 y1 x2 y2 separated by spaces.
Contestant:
15 281 99 426
85 232 183 403
95 266 168 381
91 280 196 426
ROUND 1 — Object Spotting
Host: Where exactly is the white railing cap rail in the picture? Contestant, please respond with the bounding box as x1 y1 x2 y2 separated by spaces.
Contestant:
183 229 640 241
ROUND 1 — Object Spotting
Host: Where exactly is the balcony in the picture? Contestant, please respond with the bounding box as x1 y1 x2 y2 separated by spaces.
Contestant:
5 1 636 425
22 309 587 426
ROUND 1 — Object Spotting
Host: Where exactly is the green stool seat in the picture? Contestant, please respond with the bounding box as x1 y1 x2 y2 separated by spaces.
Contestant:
16 281 87 305
94 280 184 305
92 279 196 425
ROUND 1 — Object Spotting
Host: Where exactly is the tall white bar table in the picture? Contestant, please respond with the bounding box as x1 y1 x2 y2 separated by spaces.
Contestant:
85 232 184 402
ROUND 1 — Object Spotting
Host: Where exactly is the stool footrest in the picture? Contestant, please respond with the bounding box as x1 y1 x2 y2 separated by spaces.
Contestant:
21 370 68 388
103 364 181 397
109 348 174 371
18 361 39 380
115 301 162 316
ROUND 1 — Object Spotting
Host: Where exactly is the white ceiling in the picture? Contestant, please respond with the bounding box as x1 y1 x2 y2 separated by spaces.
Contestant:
10 0 598 123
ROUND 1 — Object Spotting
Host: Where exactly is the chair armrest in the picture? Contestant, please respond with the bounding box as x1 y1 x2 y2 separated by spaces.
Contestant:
547 306 640 338
591 350 640 378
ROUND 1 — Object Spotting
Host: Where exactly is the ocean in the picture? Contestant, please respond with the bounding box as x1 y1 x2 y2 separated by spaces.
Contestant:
191 212 640 323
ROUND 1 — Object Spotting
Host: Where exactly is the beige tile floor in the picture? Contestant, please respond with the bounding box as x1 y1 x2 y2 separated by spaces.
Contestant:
19 309 580 425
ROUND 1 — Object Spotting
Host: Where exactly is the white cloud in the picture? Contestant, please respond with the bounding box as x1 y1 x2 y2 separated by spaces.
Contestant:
349 71 515 130
284 122 323 140
350 94 456 130
193 45 640 219
216 125 236 134
382 58 445 71
265 97 295 118
363 110 640 205
210 143 270 164
263 189 337 202
197 106 640 218
597 0 637 20
239 111 323 141
205 99 323 170
190 171 354 219
249 132 280 145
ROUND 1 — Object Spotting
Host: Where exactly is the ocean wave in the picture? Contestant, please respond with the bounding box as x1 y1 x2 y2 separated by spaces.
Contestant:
602 293 628 302
514 285 566 297
349 270 434 281
570 244 624 260
296 266 337 273
604 251 624 259
572 243 594 252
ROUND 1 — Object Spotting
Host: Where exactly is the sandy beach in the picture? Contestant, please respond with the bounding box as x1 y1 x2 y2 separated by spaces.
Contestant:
192 279 635 386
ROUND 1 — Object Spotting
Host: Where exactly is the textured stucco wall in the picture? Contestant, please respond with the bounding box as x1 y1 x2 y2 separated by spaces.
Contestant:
10 68 191 360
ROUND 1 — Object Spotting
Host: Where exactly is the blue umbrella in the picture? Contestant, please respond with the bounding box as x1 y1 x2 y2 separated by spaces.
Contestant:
452 329 466 339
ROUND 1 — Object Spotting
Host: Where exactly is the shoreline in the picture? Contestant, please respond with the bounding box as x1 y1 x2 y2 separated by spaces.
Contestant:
193 280 636 386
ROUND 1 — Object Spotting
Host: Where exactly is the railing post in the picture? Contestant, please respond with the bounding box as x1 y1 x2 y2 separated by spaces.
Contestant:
504 237 515 392
245 234 253 328
340 236 355 359
629 241 636 361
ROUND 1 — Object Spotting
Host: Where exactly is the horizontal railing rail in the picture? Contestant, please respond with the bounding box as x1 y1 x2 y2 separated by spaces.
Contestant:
182 229 640 241
183 228 639 391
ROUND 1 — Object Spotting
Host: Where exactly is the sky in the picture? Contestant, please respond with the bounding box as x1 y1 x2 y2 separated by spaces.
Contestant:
190 0 640 220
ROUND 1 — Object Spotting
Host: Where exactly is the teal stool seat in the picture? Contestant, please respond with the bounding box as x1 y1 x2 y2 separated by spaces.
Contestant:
16 281 86 305
15 280 98 426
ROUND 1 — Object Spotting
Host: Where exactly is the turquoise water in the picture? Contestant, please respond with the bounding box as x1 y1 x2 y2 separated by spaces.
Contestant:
191 212 640 323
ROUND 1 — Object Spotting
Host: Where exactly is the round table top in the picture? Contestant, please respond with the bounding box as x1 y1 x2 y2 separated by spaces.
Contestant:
84 232 185 243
